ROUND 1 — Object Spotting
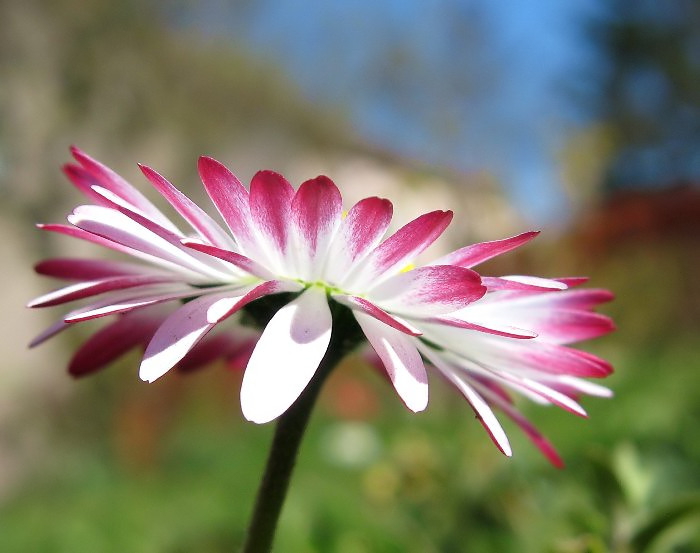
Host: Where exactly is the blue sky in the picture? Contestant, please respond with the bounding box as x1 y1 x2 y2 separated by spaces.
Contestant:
172 0 608 223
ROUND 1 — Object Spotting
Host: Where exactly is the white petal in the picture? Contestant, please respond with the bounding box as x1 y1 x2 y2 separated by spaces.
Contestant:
139 292 244 383
355 311 428 412
241 287 332 424
419 344 512 456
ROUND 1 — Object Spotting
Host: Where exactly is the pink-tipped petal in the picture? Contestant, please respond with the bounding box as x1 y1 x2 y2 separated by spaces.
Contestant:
333 295 422 336
197 156 257 252
28 275 176 308
68 205 211 280
432 231 539 268
291 176 342 278
325 196 393 282
241 287 332 424
474 383 563 468
249 170 295 265
69 313 160 377
368 265 486 316
28 319 70 348
181 239 275 280
139 164 234 249
482 276 567 292
34 258 160 281
427 316 538 339
420 344 512 456
355 312 429 412
62 164 110 205
349 210 453 288
70 146 178 232
139 291 244 383
139 281 289 383
492 275 568 291
63 284 208 322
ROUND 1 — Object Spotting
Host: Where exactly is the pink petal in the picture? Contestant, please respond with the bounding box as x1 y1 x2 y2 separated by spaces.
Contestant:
349 210 452 288
28 319 70 348
521 310 615 344
90 186 235 279
38 223 151 259
69 313 160 377
291 176 342 278
181 239 275 280
70 146 178 232
474 382 563 468
177 333 257 373
62 164 111 205
241 287 332 423
34 258 159 281
355 312 428 412
197 156 257 251
325 196 393 283
482 276 568 292
486 340 613 378
28 275 176 308
249 170 294 263
427 316 538 339
432 231 539 268
139 164 234 249
368 265 486 316
420 344 512 456
490 275 568 291
139 281 289 383
332 294 422 336
67 205 212 279
63 284 207 322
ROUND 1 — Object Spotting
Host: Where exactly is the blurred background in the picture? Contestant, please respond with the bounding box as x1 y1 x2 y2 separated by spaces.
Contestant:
1 0 699 551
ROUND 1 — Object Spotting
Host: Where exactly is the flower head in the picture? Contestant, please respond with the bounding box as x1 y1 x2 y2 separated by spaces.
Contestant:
30 148 614 464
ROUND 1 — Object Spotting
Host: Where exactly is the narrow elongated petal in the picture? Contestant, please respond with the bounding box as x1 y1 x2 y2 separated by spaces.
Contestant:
197 156 262 253
348 210 452 288
432 231 539 268
63 284 209 322
333 294 422 336
88 186 232 278
427 316 538 339
63 164 111 205
139 164 234 249
69 313 160 377
355 312 428 412
420 344 512 456
28 274 175 308
34 258 159 281
482 276 567 292
325 196 393 283
241 287 332 423
473 381 562 467
140 281 287 383
368 265 486 316
249 170 295 267
28 319 70 348
291 176 342 279
181 239 275 280
68 205 210 280
71 146 178 233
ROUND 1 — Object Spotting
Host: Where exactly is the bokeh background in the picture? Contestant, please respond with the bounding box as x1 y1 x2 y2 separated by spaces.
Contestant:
1 0 699 551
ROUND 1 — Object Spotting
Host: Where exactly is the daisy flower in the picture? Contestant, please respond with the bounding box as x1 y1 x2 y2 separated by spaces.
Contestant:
30 149 614 465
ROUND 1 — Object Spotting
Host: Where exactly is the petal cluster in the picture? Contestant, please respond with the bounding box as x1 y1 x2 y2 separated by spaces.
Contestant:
30 148 615 465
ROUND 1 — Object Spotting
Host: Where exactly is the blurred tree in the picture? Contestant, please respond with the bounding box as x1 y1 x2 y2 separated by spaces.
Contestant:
595 0 700 191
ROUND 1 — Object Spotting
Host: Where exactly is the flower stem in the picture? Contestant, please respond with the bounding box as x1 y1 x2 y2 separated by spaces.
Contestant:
241 303 361 553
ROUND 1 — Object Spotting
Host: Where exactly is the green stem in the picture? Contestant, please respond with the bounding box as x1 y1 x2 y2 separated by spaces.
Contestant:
241 304 361 553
